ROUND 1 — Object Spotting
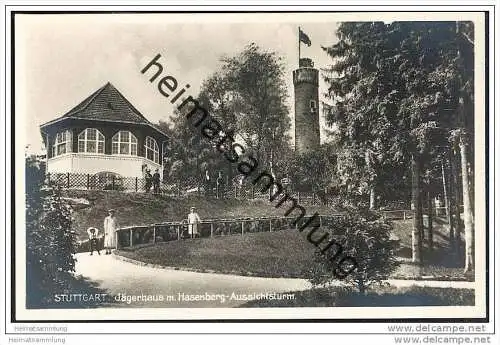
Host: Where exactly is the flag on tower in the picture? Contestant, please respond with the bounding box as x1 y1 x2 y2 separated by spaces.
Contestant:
299 28 311 46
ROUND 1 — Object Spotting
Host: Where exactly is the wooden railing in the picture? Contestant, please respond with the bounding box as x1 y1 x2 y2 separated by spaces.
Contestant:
114 214 346 249
113 207 458 249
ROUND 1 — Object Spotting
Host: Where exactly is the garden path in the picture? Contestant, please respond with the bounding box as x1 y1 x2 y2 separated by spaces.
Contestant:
74 252 475 308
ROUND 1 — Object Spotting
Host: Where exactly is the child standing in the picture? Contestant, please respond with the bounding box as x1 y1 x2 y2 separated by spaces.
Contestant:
86 227 101 256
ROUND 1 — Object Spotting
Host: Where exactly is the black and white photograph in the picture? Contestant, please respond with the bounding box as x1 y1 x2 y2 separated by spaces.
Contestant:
5 7 494 332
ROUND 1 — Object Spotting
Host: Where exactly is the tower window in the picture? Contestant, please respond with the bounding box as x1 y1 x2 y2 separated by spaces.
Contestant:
310 100 317 112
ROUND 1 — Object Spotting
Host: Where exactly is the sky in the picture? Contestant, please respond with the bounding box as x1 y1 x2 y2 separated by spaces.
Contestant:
16 13 340 154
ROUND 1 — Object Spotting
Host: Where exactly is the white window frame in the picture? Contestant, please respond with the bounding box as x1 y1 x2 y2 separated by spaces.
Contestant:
52 130 72 157
111 130 137 156
144 136 159 163
78 128 105 154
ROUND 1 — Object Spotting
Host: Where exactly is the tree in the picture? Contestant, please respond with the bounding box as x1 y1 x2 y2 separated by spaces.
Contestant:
287 144 337 195
322 22 475 267
306 211 400 294
221 43 291 167
323 22 427 263
167 43 293 187
443 22 475 272
26 155 77 307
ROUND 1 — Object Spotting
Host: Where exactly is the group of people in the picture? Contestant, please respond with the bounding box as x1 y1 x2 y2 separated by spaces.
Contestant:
204 170 227 198
86 207 203 255
144 168 161 194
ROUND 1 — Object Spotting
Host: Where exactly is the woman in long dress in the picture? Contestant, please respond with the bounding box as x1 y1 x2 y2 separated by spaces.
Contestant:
103 209 119 254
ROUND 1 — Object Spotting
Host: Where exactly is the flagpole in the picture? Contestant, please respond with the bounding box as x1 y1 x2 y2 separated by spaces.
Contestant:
298 26 301 66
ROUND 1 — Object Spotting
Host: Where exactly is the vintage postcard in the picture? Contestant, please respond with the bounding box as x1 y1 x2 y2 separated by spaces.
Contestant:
6 8 494 329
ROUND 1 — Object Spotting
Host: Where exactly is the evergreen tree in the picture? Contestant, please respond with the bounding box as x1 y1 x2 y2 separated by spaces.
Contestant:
322 22 475 266
26 155 76 307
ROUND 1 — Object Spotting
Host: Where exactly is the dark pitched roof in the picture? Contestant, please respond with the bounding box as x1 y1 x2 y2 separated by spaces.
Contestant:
40 82 170 139
61 82 150 125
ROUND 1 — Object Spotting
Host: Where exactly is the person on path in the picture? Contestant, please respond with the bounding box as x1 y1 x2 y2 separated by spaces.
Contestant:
86 227 101 256
103 209 119 254
187 207 201 238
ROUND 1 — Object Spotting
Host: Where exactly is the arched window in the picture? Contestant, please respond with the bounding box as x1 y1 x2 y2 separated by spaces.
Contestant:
111 131 137 155
144 136 159 163
78 128 104 154
52 130 72 157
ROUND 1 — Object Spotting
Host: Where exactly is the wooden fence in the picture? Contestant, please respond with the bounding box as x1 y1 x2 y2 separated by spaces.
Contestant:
113 208 453 249
48 172 335 205
114 214 347 249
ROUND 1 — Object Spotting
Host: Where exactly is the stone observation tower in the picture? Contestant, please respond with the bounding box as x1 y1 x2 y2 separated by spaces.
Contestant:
293 58 320 153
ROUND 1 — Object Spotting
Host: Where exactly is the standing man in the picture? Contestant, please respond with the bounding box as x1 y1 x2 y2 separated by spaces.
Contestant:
144 169 152 193
103 209 119 254
152 168 161 195
216 171 223 199
204 169 211 197
187 207 201 238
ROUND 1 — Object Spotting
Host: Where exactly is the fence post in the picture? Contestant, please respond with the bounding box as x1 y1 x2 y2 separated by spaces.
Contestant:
269 219 272 232
319 215 322 227
66 172 70 188
210 223 214 237
129 228 133 247
153 226 156 244
135 177 138 192
403 211 406 220
87 174 90 190
241 221 244 235
297 191 301 204
177 225 180 240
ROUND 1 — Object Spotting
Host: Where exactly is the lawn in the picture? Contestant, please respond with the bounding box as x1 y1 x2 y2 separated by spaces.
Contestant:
116 223 473 281
69 189 471 281
66 190 335 240
117 230 316 278
390 218 472 280
239 286 475 307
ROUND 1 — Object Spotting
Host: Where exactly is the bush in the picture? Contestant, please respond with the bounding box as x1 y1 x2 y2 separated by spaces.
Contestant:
26 156 77 307
305 209 400 294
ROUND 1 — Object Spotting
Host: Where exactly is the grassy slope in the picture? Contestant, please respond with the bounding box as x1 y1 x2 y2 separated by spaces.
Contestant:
66 190 335 240
68 190 469 280
117 217 471 280
118 230 316 278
